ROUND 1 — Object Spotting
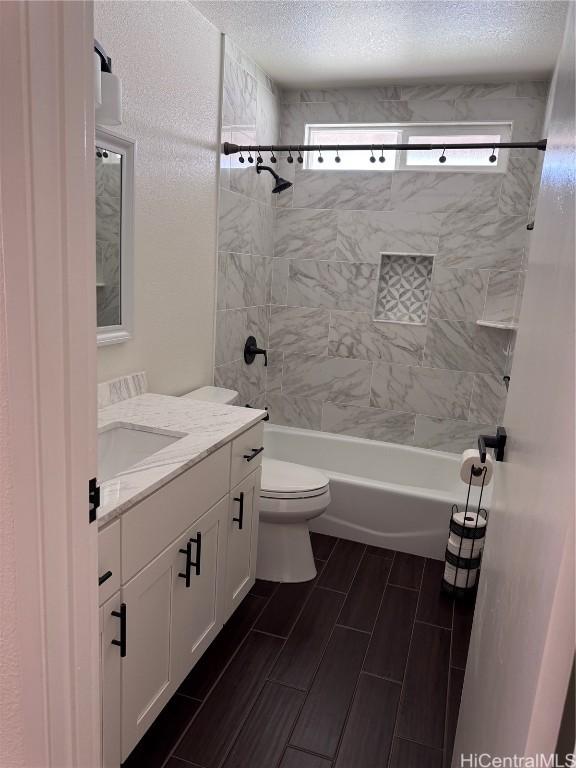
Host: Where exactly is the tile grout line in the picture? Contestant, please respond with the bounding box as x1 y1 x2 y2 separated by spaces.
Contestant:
385 556 427 768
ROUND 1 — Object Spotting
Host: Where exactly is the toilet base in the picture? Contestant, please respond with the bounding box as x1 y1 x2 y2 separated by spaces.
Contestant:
256 520 317 583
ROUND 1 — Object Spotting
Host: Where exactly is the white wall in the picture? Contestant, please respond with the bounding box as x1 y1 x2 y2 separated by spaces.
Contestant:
95 0 222 395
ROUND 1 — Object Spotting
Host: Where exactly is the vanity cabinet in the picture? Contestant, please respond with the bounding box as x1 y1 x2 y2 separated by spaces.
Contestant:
98 421 264 767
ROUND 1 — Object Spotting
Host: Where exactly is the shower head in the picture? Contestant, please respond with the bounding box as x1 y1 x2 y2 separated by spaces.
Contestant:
256 165 293 194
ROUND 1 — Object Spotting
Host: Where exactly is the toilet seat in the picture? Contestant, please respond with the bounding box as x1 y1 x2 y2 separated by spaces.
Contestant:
260 458 329 500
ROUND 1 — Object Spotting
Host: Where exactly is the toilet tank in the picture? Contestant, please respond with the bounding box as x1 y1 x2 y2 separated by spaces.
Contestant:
181 385 239 405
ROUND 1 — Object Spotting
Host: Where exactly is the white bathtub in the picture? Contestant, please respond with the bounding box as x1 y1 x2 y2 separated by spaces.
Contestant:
263 425 491 561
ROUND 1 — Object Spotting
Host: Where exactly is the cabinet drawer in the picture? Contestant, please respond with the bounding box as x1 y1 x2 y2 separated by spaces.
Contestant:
122 445 230 582
98 520 120 605
230 422 265 488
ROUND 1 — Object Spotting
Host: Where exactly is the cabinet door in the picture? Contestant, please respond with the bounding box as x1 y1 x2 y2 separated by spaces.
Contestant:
100 593 122 768
121 544 175 761
171 496 227 686
225 467 261 620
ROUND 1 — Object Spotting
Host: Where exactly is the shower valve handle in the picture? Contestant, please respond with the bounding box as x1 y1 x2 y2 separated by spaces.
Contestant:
244 336 268 367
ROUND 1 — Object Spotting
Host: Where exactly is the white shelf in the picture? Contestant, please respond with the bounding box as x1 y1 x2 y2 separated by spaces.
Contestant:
476 320 518 331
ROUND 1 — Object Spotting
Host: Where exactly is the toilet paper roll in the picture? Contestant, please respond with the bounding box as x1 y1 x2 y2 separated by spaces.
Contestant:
460 449 494 486
452 510 487 530
444 561 478 589
448 533 484 559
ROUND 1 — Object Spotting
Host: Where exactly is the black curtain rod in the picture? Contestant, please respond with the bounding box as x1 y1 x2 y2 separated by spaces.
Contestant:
223 139 547 155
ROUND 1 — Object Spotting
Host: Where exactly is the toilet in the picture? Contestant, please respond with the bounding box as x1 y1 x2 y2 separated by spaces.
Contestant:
181 386 331 583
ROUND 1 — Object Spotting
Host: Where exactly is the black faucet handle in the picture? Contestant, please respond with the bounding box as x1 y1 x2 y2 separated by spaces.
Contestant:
244 336 268 367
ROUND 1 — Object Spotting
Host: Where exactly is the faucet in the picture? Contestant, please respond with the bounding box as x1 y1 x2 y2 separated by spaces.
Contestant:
243 336 267 367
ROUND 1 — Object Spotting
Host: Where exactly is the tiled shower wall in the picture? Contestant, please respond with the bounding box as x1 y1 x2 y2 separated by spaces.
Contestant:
215 57 547 452
215 39 280 407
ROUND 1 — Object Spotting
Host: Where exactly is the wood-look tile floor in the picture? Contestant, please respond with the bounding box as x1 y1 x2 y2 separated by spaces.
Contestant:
122 534 475 768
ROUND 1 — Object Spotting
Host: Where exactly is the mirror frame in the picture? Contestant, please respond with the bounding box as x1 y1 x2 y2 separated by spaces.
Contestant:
96 127 135 346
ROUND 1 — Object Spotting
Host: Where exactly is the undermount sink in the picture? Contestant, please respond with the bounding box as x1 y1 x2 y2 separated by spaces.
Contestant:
98 425 182 483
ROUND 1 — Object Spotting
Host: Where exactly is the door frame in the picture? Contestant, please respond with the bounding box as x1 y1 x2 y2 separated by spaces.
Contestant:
0 2 100 765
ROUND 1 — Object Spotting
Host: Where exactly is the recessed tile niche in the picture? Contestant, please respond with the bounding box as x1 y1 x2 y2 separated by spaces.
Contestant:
374 253 434 324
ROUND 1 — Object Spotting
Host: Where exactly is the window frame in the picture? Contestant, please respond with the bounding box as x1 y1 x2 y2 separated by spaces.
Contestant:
303 121 512 173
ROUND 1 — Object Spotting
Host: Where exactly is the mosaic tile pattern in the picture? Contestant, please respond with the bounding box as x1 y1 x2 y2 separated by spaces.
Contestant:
375 254 434 324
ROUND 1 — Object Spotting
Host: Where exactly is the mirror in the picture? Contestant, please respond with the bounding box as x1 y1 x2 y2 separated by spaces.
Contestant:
96 129 134 345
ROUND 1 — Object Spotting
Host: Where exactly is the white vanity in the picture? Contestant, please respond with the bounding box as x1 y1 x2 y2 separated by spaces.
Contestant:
96 393 265 767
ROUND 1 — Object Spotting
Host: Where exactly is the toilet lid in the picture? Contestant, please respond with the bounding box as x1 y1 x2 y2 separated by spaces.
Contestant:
260 458 329 499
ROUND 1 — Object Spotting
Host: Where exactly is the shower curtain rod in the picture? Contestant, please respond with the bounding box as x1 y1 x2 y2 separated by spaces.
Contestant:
223 139 547 155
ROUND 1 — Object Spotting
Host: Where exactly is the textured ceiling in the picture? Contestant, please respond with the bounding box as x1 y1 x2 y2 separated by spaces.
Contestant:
192 1 567 87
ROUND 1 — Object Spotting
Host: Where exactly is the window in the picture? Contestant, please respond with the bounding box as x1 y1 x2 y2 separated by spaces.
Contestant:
304 122 512 172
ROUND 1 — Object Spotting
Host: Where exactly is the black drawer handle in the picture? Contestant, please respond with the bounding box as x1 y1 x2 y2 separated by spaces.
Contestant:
233 492 244 530
190 533 202 576
111 602 127 658
178 540 193 588
243 446 264 462
98 570 113 587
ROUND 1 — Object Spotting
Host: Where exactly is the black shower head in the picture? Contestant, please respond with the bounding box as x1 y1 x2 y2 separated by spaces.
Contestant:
256 165 293 194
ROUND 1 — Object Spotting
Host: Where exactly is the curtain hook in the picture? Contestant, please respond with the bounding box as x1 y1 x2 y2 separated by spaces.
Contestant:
238 148 245 164
439 146 447 164
287 147 294 164
335 145 341 164
256 149 263 164
247 149 254 164
489 145 497 163
379 145 386 163
317 147 324 164
370 145 376 163
297 147 303 164
270 149 277 164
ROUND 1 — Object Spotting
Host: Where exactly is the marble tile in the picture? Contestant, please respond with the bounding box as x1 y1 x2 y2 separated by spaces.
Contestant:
423 319 511 375
287 260 378 311
98 372 148 409
223 55 257 126
429 266 488 321
297 86 401 102
329 311 426 365
513 271 526 323
214 358 266 404
95 195 121 243
293 170 393 212
414 415 494 454
269 306 330 355
97 285 120 328
347 99 456 124
217 252 227 311
256 82 280 146
437 213 526 270
391 172 502 215
515 81 549 100
219 190 252 254
453 98 545 142
246 305 269 346
280 102 349 146
270 258 290 305
274 208 338 260
266 358 283 393
253 201 275 258
321 403 415 444
371 364 474 419
401 83 517 100
469 373 508 424
96 156 122 197
266 393 322 430
483 270 521 324
499 155 539 216
224 38 257 80
336 211 442 263
375 254 434 324
229 127 267 203
215 309 247 366
281 354 372 404
227 253 270 308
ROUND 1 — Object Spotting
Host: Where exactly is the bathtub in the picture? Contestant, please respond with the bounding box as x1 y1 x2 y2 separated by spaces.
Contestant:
263 425 491 561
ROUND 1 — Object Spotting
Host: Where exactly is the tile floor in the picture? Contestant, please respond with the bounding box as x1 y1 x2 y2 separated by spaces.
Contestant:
122 534 475 768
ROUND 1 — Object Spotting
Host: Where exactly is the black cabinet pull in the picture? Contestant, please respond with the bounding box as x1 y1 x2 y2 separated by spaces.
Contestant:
233 492 244 530
243 446 264 462
190 533 202 576
178 540 193 588
98 570 113 586
111 603 127 658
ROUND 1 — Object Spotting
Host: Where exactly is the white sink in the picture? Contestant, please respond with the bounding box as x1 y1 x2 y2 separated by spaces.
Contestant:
98 425 182 483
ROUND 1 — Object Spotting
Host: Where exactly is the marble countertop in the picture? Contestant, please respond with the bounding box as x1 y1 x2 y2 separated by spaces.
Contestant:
97 393 266 527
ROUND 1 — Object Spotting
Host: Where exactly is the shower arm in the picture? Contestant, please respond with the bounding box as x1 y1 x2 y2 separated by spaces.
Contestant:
223 139 547 155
